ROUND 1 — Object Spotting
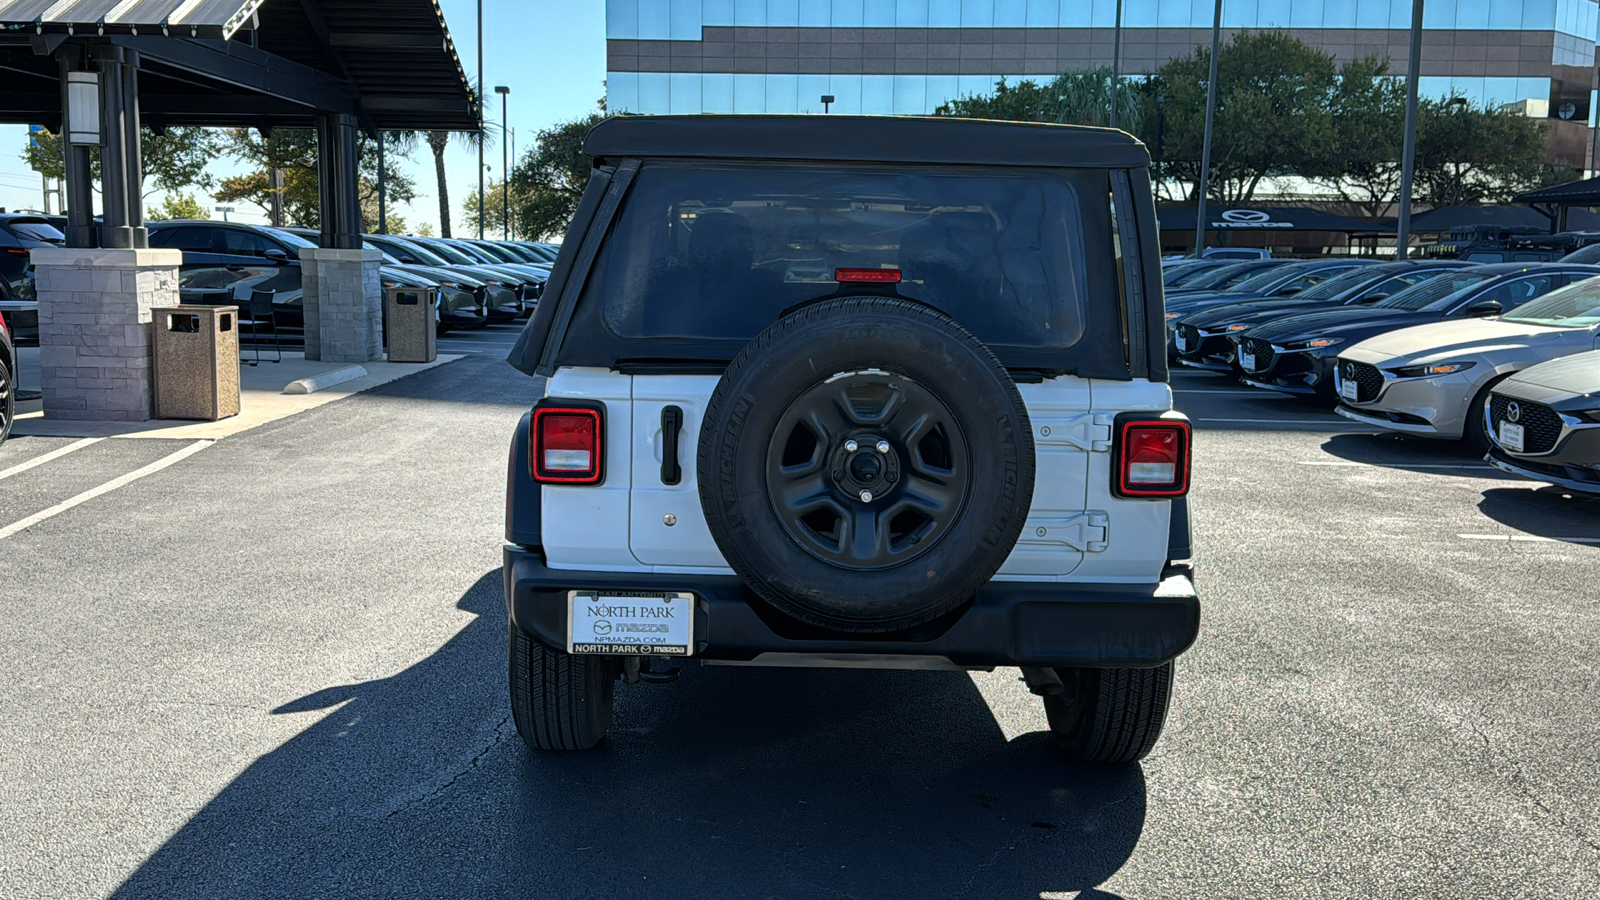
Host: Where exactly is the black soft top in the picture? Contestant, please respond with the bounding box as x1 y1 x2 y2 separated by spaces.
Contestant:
583 115 1151 170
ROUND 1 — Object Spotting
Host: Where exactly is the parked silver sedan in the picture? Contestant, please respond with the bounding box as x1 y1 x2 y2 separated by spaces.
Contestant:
1334 275 1600 448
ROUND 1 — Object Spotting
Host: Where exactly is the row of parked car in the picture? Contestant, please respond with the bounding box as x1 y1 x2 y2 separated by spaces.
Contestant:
0 212 559 344
1162 254 1600 496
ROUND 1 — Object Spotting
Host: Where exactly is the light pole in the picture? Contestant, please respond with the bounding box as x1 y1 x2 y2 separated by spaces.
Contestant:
1394 0 1425 258
1110 0 1124 129
476 0 484 240
495 85 510 241
1194 0 1223 257
214 205 233 222
821 94 834 114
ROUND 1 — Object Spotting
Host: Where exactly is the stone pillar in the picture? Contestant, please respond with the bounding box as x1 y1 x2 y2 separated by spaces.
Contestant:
33 247 181 421
301 248 382 363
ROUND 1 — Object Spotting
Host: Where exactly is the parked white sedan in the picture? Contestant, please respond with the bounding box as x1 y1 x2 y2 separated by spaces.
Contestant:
1333 276 1600 448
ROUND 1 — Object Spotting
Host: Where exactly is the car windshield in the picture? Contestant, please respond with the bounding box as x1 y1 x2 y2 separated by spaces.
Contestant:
1174 262 1260 290
391 239 453 267
1501 277 1600 326
1279 267 1384 303
263 228 317 249
1376 272 1496 310
421 241 478 265
586 160 1092 349
4 218 65 243
1559 244 1600 264
1229 264 1311 293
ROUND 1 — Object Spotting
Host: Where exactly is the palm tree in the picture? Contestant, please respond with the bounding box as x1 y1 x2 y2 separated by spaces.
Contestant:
425 84 494 238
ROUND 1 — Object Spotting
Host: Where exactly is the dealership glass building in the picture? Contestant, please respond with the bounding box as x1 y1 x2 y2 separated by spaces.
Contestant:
606 0 1600 166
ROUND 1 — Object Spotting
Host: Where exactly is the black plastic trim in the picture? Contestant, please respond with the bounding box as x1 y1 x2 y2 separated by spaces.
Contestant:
660 405 683 486
505 545 1200 669
504 411 542 548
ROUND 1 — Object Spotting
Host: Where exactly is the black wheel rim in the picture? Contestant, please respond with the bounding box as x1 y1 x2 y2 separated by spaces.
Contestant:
764 369 970 570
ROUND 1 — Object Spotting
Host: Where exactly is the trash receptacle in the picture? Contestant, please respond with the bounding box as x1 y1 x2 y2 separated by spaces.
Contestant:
384 286 438 363
152 305 240 421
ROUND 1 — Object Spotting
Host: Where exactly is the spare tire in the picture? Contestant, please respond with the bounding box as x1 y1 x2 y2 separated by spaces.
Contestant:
697 296 1036 633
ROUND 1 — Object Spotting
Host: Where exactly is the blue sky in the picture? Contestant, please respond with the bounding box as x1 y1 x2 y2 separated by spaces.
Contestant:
0 0 607 235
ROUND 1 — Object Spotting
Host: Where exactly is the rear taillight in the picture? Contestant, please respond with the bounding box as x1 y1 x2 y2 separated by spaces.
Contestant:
1114 417 1191 498
3 248 28 257
835 267 901 283
531 403 604 484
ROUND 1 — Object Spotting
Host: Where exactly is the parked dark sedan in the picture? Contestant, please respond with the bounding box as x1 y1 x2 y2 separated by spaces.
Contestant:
1165 258 1379 357
1236 263 1600 399
149 220 310 326
363 234 528 322
1485 350 1600 494
0 213 66 343
1173 261 1474 372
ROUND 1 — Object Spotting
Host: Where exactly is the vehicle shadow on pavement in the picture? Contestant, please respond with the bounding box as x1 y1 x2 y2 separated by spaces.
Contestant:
111 571 1144 900
1477 486 1600 545
1317 432 1520 477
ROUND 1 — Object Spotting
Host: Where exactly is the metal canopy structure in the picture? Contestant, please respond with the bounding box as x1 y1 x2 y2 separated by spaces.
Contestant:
1409 205 1600 234
0 0 477 132
0 0 476 250
1511 178 1600 233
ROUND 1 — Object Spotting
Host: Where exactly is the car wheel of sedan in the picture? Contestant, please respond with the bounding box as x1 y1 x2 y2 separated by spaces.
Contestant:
1043 663 1174 764
0 353 13 446
1463 377 1509 453
509 627 618 751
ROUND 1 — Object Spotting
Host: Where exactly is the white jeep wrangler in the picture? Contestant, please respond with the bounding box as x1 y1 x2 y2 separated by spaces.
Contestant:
504 115 1198 763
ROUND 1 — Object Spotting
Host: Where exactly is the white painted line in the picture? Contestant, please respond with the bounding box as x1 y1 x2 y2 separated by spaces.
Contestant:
0 438 103 482
0 440 213 540
1459 533 1600 544
283 365 367 395
1194 417 1359 426
1298 460 1491 470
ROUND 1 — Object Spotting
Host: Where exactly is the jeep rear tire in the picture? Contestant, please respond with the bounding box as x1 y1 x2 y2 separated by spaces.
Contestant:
1043 663 1174 764
698 296 1036 633
509 628 617 751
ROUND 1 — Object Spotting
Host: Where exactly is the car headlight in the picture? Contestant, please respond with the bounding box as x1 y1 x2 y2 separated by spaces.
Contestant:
1391 361 1475 378
1225 324 1249 332
1286 337 1343 351
1570 407 1600 424
1165 313 1180 320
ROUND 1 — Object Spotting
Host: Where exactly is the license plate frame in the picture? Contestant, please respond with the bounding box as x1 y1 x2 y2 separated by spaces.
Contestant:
567 590 695 656
1238 347 1256 370
1175 332 1191 352
1498 421 1525 453
1339 377 1360 401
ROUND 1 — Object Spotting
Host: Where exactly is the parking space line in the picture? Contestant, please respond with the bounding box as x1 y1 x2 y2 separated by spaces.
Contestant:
0 438 104 482
1459 533 1600 544
0 440 213 541
1297 460 1491 470
1194 417 1357 426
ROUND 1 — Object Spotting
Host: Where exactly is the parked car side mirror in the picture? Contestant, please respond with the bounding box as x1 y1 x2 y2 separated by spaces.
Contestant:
263 249 289 263
1466 298 1503 317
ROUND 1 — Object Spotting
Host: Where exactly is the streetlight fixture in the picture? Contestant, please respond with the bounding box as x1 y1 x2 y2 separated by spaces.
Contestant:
1110 0 1124 129
495 85 510 241
1193 0 1223 257
821 94 834 114
1394 0 1425 259
476 0 483 238
214 205 233 222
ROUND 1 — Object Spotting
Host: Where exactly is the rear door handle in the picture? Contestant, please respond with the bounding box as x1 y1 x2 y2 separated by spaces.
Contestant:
661 405 683 485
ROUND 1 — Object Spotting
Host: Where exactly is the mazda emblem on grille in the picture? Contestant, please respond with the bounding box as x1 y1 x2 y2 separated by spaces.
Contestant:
1507 401 1521 423
1345 363 1357 380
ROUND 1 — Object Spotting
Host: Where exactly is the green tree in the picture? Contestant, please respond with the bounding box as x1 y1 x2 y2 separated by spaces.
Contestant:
1414 98 1556 206
423 83 494 238
23 126 220 199
462 179 527 240
1152 31 1340 204
507 110 607 240
933 69 1145 131
148 193 210 221
933 77 1054 120
213 128 416 231
1321 54 1409 217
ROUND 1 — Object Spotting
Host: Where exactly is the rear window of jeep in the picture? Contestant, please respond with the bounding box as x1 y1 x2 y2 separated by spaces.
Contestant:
585 161 1091 351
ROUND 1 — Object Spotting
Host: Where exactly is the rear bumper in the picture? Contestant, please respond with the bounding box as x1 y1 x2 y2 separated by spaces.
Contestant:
504 545 1200 669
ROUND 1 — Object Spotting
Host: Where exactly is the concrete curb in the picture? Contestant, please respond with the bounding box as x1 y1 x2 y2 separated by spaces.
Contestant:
283 365 368 395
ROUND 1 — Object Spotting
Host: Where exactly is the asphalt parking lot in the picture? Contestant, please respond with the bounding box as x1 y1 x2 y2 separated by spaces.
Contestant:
2 325 1598 898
